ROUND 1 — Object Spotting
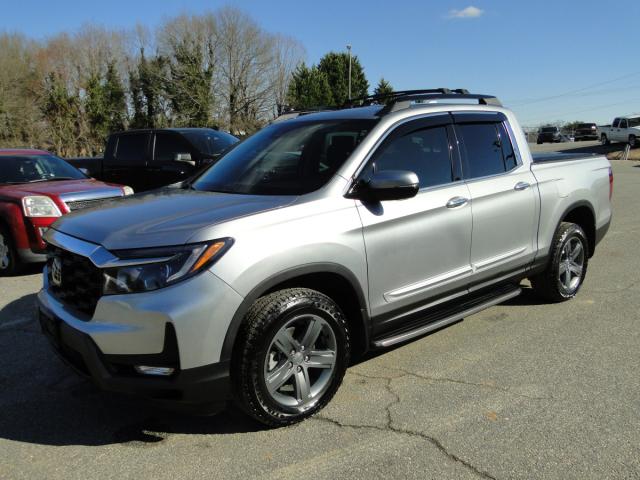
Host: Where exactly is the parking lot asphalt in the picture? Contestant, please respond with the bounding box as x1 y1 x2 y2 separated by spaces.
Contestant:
1 160 639 480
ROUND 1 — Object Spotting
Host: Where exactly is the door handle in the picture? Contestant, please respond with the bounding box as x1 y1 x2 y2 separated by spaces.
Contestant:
514 182 530 191
446 196 469 208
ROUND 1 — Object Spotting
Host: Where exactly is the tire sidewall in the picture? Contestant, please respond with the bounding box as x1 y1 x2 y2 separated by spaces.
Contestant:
243 292 350 425
0 227 17 277
551 225 589 300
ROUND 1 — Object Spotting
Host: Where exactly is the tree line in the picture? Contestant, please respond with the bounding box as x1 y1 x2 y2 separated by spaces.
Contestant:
0 7 396 158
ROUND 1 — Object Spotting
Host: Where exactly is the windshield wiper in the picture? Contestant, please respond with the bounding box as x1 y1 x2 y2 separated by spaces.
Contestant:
28 177 77 183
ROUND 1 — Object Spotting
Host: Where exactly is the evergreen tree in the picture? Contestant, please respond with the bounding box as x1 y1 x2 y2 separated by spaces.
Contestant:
41 72 81 156
165 39 213 127
373 77 394 105
130 49 167 129
317 52 368 106
286 63 333 110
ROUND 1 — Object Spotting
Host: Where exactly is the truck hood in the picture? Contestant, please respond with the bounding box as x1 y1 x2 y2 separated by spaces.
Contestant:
51 188 297 250
0 179 123 201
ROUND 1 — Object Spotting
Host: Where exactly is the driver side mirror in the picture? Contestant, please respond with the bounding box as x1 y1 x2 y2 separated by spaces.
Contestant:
352 170 419 201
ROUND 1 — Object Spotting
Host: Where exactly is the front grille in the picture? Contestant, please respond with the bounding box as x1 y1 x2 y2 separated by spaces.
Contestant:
65 196 119 211
48 246 103 317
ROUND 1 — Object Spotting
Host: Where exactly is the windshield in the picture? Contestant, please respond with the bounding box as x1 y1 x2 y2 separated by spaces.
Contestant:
541 127 557 133
181 130 239 156
0 155 85 185
191 119 378 195
577 123 595 129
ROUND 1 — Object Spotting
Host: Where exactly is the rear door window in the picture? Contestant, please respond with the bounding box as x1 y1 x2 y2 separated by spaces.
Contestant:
456 123 507 179
620 119 628 129
114 134 148 164
154 133 194 163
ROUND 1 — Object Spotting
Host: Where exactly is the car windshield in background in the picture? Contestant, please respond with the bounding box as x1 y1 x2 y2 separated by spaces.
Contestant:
192 119 378 195
541 127 557 133
0 155 85 185
577 124 596 129
181 130 239 156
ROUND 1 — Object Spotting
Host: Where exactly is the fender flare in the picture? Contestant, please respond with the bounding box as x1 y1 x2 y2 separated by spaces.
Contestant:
219 263 370 362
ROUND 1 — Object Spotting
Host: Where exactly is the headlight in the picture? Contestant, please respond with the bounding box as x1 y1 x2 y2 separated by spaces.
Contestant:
102 238 233 295
22 196 62 217
122 186 134 195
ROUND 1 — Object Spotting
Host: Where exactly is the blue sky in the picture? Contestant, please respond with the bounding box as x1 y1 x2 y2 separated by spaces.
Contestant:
2 0 639 126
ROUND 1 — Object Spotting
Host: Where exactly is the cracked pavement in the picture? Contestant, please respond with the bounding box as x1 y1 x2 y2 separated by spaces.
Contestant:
1 161 639 480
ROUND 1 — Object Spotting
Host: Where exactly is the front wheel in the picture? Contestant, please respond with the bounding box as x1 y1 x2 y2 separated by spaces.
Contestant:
629 135 636 148
601 134 610 145
0 226 20 277
531 222 589 302
232 288 350 427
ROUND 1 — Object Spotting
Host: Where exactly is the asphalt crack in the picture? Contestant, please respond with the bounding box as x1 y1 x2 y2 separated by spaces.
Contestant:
393 368 553 401
315 372 498 480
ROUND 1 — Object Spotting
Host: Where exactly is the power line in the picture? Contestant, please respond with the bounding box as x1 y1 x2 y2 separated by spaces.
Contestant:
508 71 640 106
518 97 640 125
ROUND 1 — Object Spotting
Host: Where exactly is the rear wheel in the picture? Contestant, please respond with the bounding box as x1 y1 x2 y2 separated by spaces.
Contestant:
629 135 636 148
0 226 19 277
601 134 610 145
531 222 588 302
232 288 350 427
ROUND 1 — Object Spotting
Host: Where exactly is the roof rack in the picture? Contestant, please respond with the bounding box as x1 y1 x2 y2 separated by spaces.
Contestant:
345 88 502 115
272 106 338 122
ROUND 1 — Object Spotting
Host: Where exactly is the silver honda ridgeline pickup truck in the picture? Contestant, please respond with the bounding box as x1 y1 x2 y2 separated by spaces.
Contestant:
38 89 613 426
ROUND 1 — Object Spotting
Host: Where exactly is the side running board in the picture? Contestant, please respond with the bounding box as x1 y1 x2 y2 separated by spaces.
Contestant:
373 286 521 348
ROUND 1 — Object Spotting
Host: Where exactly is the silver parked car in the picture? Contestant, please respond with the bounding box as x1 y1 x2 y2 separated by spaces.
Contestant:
38 89 613 426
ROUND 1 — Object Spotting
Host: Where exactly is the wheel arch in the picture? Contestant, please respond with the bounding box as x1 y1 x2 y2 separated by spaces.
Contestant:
559 201 596 257
220 264 371 363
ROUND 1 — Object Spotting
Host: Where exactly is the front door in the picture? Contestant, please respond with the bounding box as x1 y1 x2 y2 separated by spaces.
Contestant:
356 115 473 336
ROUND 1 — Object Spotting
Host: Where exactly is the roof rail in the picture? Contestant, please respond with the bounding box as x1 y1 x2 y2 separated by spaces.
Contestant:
345 88 502 115
273 106 338 123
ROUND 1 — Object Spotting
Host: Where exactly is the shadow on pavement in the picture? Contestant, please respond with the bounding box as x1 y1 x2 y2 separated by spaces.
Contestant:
0 293 263 448
0 282 554 447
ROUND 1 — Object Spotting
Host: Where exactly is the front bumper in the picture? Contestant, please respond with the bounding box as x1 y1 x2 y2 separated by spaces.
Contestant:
37 266 244 411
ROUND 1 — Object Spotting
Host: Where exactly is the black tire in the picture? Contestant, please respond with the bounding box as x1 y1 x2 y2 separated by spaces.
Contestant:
601 134 610 145
0 225 20 277
629 135 636 148
232 288 350 427
530 222 589 303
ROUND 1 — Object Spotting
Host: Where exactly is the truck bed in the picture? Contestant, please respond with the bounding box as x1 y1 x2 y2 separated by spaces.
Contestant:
532 152 600 164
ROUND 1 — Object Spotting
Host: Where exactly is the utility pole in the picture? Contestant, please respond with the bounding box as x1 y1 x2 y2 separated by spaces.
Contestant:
347 44 352 101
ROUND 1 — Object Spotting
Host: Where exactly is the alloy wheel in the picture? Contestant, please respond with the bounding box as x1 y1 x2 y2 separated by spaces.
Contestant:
263 314 337 412
0 233 10 270
558 237 585 294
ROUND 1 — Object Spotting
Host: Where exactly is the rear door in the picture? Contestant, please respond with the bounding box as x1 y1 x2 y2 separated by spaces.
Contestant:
611 118 622 141
149 132 199 189
356 114 473 334
453 113 539 289
103 132 150 190
618 118 629 142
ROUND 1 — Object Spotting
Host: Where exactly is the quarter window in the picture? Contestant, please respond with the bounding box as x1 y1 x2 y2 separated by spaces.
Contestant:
372 126 453 188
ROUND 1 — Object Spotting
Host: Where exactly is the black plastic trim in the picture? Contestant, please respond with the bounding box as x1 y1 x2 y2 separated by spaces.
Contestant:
219 263 370 362
39 308 230 413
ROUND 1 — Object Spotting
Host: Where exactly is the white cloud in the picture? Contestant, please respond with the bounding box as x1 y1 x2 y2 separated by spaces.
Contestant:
447 6 484 19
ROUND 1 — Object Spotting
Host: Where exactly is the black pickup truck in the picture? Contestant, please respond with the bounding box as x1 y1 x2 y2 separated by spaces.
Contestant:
68 128 239 192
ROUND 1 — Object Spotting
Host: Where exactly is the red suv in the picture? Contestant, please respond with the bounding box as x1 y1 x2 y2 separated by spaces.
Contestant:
0 149 133 275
